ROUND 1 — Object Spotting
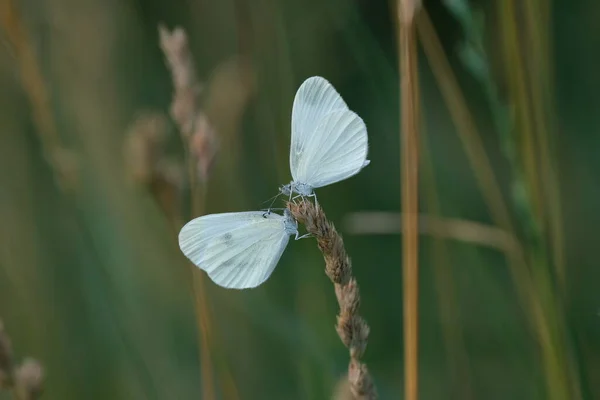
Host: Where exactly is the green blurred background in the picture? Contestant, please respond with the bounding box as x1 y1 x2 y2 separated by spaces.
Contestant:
1 0 599 398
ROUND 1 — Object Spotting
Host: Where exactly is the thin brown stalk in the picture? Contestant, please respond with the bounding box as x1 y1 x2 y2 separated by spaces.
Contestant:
159 24 217 400
288 200 377 400
416 10 514 234
0 0 77 192
344 212 517 253
417 9 533 308
498 3 575 398
397 1 421 399
419 8 576 399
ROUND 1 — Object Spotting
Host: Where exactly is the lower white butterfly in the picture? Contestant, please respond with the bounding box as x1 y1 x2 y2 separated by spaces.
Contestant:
178 209 299 289
280 76 370 201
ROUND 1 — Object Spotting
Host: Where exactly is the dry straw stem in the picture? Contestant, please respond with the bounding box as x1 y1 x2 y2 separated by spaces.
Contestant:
288 200 376 400
343 212 518 253
397 0 421 399
0 0 77 192
417 7 531 316
419 8 575 400
498 3 574 398
416 10 515 241
159 24 218 400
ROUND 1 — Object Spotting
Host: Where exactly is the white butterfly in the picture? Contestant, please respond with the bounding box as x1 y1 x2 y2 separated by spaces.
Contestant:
280 76 371 201
178 209 299 289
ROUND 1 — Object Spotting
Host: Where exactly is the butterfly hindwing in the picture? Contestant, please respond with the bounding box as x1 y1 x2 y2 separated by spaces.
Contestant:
292 109 369 189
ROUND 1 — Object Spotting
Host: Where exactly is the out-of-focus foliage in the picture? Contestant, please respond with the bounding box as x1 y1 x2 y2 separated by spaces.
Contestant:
1 0 599 398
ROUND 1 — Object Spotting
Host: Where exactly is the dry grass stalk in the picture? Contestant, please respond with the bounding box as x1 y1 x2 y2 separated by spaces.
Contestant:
0 0 78 192
0 320 44 400
420 7 574 399
288 200 377 400
397 1 421 399
416 10 514 237
343 211 518 253
158 24 219 400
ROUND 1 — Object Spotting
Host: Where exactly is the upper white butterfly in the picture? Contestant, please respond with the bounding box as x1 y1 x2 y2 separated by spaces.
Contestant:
280 76 370 199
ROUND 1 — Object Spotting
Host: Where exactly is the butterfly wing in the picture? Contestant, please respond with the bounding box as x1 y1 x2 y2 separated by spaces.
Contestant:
290 76 349 181
291 109 369 189
178 212 293 289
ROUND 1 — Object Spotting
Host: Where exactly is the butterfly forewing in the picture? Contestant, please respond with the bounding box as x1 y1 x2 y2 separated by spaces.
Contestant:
179 212 294 289
290 76 348 181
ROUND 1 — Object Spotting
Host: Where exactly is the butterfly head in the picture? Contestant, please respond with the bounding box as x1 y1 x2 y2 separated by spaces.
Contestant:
280 183 292 196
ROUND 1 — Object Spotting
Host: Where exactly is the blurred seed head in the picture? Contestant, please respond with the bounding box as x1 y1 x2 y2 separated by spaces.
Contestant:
158 24 218 184
124 111 170 185
14 358 44 400
332 376 353 400
158 24 202 137
124 111 187 225
203 56 254 149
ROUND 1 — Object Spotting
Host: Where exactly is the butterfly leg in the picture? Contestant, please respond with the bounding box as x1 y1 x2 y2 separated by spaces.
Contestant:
309 192 319 207
294 231 313 240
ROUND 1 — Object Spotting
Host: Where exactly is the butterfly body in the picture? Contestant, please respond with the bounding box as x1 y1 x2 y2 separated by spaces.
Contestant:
280 181 314 197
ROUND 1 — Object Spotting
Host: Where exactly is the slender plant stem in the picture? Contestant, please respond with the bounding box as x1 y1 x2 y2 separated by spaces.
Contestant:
158 24 219 399
288 200 377 399
397 1 421 399
186 158 216 400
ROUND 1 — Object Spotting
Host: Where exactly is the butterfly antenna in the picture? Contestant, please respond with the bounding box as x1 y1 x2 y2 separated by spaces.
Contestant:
262 192 283 212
